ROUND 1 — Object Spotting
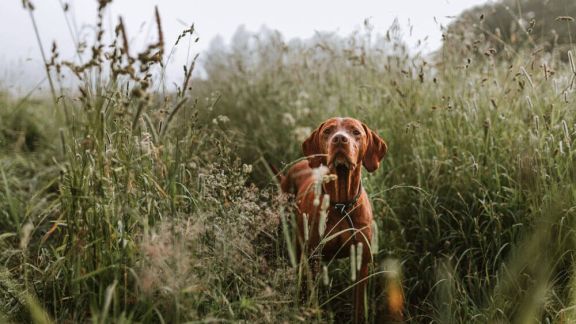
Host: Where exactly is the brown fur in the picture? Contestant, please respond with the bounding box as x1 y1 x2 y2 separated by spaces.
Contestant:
279 117 389 323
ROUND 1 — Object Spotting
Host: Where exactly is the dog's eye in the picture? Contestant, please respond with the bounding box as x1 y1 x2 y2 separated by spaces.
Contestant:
352 129 361 136
323 128 332 135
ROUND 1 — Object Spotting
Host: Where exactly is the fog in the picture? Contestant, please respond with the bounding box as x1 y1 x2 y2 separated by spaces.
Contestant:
0 0 488 94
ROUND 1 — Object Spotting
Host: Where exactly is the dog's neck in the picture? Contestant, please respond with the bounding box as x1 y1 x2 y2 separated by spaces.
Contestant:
324 166 362 204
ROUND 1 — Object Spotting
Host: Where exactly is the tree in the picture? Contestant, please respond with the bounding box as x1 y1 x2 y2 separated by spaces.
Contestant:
443 0 576 60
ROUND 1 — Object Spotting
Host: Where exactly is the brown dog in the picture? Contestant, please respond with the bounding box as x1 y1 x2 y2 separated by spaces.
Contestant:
278 117 388 323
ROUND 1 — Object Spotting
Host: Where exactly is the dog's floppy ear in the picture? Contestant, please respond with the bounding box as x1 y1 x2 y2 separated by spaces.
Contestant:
362 123 387 172
302 123 325 168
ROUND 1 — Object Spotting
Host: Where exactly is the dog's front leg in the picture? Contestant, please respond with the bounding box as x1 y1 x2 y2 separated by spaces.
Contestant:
353 258 369 324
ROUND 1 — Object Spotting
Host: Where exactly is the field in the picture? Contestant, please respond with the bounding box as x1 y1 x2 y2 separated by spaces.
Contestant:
1 2 576 323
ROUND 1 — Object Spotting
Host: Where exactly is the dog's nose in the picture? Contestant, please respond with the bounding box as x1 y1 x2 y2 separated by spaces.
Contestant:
332 134 349 144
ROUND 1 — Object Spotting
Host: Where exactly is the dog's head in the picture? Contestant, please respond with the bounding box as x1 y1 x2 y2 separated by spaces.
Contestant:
302 117 387 176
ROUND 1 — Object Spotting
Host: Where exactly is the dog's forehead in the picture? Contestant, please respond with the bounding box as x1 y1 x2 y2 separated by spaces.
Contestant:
322 117 362 128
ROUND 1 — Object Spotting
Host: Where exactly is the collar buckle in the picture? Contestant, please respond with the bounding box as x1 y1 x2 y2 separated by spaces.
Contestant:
330 181 363 216
333 203 348 215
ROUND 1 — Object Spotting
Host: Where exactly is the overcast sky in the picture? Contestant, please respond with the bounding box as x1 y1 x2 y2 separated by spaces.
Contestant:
1 0 489 93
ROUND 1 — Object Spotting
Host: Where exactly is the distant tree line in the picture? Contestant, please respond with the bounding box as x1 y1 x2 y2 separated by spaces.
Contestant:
443 0 576 60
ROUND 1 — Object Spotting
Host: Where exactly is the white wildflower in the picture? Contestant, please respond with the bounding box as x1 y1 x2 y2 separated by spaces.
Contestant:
292 127 312 142
212 115 230 125
242 164 253 174
282 113 296 127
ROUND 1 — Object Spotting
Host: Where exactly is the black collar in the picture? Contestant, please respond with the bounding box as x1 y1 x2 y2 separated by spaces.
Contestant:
331 181 363 220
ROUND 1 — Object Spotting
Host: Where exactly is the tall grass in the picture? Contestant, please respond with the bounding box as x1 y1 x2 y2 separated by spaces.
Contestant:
197 16 576 322
1 1 575 323
1 2 295 323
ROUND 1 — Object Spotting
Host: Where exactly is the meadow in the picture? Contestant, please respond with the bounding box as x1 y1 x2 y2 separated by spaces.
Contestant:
1 1 576 323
